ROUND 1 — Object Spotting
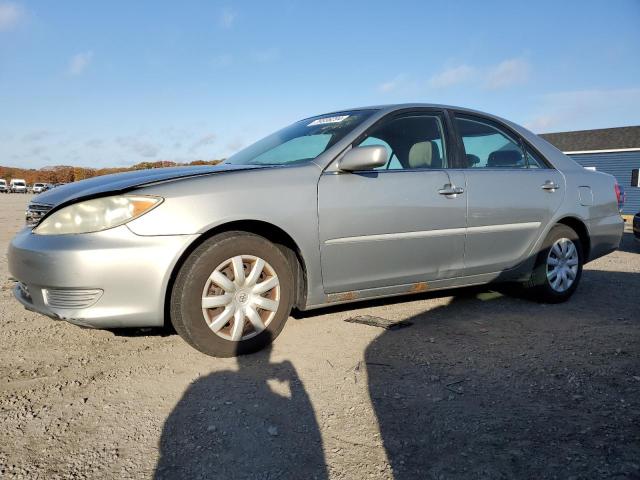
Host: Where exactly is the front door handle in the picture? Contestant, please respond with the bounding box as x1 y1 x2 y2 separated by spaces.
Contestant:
439 184 464 196
541 181 559 192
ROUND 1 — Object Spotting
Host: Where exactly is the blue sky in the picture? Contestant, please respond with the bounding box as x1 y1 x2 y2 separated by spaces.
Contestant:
1 0 639 168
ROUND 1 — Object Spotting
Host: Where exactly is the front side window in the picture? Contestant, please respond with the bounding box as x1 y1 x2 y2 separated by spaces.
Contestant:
456 116 526 169
225 110 375 166
356 114 447 170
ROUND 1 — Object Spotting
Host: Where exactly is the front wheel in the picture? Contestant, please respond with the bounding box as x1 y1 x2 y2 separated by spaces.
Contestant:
523 224 584 303
170 232 294 357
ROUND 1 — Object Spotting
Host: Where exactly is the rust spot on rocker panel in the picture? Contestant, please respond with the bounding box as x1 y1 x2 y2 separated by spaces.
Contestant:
409 282 429 293
327 291 358 303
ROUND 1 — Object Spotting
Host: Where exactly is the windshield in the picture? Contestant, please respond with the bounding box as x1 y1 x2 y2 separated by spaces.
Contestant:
225 110 376 166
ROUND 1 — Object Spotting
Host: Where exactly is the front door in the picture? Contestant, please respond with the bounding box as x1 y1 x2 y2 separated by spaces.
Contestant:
317 111 467 293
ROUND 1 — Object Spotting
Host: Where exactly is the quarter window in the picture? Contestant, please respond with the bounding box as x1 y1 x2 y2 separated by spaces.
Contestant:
356 114 447 170
525 147 546 168
456 116 526 169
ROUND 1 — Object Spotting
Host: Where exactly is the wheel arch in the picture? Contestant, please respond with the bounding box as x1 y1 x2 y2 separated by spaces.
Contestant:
556 216 591 261
164 220 308 326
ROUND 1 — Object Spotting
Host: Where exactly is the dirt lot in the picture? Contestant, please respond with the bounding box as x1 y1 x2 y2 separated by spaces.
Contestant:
0 193 638 479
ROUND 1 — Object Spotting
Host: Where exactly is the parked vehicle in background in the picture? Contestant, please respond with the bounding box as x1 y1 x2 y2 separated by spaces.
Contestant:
32 183 47 194
8 104 624 357
615 183 625 212
9 179 27 193
0 179 7 193
633 212 640 241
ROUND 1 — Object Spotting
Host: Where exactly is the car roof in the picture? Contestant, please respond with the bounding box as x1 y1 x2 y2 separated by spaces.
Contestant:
311 103 525 132
318 103 502 117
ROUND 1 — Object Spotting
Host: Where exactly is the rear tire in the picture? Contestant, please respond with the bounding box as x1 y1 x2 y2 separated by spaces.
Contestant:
523 224 583 303
170 232 294 357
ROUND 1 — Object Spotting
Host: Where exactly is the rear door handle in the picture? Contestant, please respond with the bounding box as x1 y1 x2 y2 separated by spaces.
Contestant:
439 184 464 196
541 181 559 191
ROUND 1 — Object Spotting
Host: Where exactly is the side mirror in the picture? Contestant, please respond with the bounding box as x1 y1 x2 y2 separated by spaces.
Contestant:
338 145 388 172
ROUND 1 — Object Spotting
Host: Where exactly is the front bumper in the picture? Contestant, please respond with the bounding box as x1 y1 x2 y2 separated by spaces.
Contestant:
8 225 198 328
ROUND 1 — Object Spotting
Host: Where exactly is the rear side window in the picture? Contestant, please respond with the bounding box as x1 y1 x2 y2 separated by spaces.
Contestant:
455 116 526 169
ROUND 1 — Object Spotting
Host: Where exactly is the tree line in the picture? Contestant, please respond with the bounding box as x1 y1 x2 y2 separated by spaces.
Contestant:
0 160 223 185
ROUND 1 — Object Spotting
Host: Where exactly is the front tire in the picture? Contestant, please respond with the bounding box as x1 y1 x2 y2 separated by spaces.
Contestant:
170 232 294 357
523 224 583 303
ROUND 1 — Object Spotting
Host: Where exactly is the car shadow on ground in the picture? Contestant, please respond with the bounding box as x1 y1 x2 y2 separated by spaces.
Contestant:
618 231 639 254
366 268 640 479
107 327 173 338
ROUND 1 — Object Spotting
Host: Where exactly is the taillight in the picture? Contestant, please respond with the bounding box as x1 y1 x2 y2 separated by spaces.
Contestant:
614 182 624 212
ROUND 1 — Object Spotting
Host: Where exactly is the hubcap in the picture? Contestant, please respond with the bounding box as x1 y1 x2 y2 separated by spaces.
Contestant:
201 255 280 341
546 238 579 293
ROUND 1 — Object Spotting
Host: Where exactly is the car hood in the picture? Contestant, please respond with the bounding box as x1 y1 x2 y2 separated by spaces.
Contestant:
33 164 264 206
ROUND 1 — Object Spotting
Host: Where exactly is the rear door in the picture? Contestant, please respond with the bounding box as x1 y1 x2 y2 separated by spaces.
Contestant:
317 110 467 293
452 113 564 276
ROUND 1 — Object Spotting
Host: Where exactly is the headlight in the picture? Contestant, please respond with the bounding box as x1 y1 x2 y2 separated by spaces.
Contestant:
33 195 162 235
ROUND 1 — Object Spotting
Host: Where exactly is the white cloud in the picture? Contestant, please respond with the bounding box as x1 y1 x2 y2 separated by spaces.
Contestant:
377 74 408 93
212 53 233 68
0 2 24 31
429 65 475 88
85 138 103 148
524 87 640 132
226 138 245 152
485 58 530 89
524 115 556 133
68 51 94 76
219 7 236 28
189 133 216 153
377 58 531 95
253 48 279 63
22 129 52 143
117 136 159 158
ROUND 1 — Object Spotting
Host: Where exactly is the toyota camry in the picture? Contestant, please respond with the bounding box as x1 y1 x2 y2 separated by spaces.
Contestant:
8 104 624 356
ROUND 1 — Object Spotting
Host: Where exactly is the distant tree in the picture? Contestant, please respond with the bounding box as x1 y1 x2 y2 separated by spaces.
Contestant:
0 159 225 184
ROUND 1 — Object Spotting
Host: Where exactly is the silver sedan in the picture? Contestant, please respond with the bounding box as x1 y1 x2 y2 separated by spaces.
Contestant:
8 104 624 356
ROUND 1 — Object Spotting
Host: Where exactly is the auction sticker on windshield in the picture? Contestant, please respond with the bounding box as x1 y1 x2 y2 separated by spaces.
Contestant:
308 115 349 126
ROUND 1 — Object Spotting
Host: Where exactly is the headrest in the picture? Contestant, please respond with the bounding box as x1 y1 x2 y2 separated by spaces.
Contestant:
487 150 523 168
408 141 442 169
466 154 480 167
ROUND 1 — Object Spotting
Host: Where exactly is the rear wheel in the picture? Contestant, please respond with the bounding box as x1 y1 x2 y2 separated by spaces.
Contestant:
170 232 294 357
523 224 583 303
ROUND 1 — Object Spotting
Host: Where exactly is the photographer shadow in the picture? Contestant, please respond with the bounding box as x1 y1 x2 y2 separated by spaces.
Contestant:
154 333 327 480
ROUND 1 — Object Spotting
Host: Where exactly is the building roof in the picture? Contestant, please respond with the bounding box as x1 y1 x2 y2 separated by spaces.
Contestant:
540 126 640 153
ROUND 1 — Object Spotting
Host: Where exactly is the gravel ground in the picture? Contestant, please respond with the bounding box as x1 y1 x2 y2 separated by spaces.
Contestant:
0 193 638 479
